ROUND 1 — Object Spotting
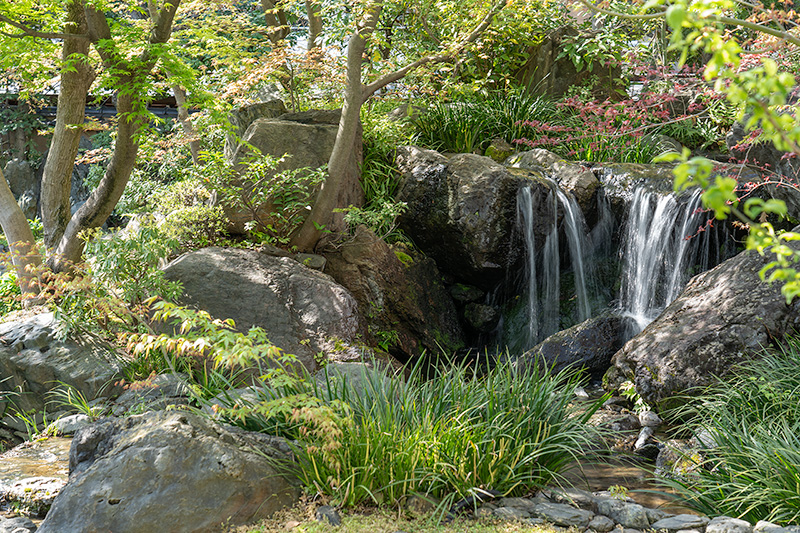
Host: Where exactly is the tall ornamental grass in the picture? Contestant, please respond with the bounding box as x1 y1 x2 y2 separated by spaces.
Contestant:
662 336 800 524
211 361 603 508
412 90 557 154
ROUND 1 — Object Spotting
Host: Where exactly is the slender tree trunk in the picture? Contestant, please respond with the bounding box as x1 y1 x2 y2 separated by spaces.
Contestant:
51 92 141 270
290 7 375 252
306 1 323 51
0 168 40 296
171 83 201 165
291 0 507 252
40 0 95 251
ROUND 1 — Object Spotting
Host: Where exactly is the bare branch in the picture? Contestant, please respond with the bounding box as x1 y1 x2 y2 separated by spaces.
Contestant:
362 0 509 100
0 14 89 40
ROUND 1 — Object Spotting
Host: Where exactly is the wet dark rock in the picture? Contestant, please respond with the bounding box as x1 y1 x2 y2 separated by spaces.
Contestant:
448 284 484 303
520 312 626 377
464 303 500 332
315 506 341 526
396 146 551 290
325 226 464 359
507 148 601 217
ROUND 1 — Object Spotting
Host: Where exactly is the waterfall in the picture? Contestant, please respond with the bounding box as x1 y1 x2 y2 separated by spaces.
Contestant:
514 182 596 348
516 186 539 347
619 187 712 336
558 190 593 323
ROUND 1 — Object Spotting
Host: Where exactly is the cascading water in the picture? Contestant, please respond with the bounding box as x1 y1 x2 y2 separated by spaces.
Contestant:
513 181 596 348
557 190 593 323
618 187 715 336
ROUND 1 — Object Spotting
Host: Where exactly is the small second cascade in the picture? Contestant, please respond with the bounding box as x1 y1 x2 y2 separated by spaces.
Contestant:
619 187 714 336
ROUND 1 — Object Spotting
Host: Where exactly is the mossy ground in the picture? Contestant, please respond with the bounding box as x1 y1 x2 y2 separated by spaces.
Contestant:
237 504 571 533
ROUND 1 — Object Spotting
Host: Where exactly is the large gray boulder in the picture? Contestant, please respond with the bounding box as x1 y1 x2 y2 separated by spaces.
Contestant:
37 411 300 533
162 247 365 370
0 313 122 413
224 100 288 160
605 249 800 407
325 225 465 358
520 312 625 378
226 108 362 234
395 146 553 289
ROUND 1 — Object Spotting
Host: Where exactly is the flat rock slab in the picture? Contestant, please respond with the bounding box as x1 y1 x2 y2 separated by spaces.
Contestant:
652 514 711 532
533 502 595 528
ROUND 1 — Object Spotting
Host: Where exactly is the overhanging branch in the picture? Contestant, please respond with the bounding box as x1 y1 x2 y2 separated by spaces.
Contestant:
0 14 89 40
362 0 509 100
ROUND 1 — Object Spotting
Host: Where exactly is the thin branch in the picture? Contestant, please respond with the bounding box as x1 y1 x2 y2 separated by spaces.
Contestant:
0 14 89 40
362 0 508 100
574 0 666 20
576 0 800 47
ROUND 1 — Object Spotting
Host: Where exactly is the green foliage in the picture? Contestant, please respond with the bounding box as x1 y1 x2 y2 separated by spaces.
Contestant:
83 223 182 306
48 383 105 421
0 270 22 317
661 337 800 524
412 90 557 154
211 360 603 508
202 151 325 246
126 299 296 377
336 202 408 242
154 178 228 251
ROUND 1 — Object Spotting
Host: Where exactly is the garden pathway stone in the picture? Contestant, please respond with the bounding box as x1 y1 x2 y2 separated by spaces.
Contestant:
652 514 711 532
533 502 595 528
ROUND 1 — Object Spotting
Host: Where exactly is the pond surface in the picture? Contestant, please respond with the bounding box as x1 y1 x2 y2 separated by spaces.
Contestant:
0 437 70 484
564 456 693 513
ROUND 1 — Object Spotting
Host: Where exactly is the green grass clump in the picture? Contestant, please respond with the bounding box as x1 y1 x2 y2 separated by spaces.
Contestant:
412 90 557 155
662 336 800 524
212 360 603 509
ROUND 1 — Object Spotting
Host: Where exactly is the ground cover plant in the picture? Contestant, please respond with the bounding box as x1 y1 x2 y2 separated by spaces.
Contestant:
210 360 604 510
660 336 800 524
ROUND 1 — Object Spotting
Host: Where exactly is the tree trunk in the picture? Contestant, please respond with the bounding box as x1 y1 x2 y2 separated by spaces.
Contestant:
306 1 323 51
40 0 95 252
50 92 141 270
290 9 373 252
0 168 41 296
171 83 201 165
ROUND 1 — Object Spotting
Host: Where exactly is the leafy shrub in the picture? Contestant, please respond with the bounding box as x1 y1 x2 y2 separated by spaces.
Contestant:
83 222 182 306
202 151 325 246
155 178 228 251
0 270 21 317
211 360 603 508
661 337 800 524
